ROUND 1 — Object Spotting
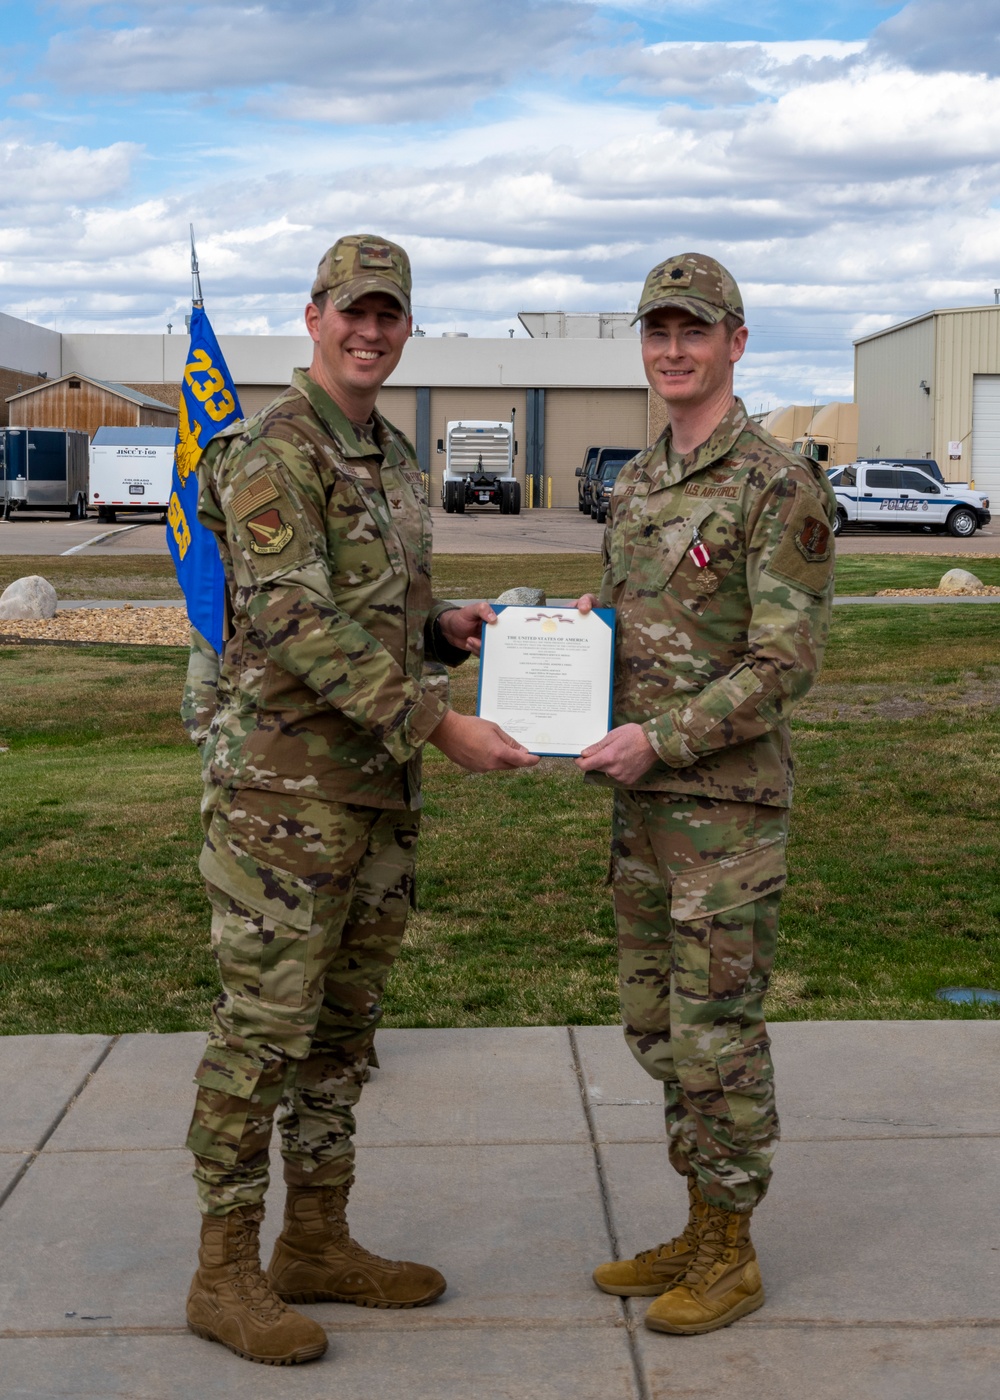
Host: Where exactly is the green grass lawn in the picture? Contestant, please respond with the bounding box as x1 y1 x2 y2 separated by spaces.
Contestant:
4 549 999 604
2 603 998 1033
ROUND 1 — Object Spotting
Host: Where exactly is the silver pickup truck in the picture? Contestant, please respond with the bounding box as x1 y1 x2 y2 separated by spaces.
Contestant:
829 461 990 538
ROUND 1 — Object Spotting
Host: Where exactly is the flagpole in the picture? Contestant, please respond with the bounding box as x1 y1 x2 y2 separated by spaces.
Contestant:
190 224 204 308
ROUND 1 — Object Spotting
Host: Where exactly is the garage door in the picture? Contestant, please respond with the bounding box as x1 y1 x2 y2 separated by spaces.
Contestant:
971 375 1000 496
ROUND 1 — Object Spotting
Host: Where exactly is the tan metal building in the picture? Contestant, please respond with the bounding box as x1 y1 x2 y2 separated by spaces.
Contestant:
6 373 178 439
0 311 653 507
854 306 1000 490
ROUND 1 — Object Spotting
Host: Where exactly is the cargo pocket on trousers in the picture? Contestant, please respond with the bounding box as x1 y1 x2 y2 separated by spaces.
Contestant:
186 1041 266 1166
670 839 787 999
715 1039 775 1140
200 839 317 1009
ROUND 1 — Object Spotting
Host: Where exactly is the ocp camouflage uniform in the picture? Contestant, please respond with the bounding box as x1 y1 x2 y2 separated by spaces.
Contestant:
186 367 467 1215
593 397 835 1213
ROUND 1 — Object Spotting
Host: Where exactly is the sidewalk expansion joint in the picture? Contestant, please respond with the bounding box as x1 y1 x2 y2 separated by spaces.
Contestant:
568 1026 651 1400
0 1036 120 1211
41 1137 593 1155
734 1316 1000 1330
0 1318 633 1341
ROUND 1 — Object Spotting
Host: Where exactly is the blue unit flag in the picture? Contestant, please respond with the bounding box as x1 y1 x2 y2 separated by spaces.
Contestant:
166 304 243 654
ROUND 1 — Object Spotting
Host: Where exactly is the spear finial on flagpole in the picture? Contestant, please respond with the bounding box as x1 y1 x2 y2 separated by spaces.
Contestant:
190 224 204 307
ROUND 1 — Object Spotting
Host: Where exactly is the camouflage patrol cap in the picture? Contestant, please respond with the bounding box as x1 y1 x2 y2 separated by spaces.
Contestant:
311 234 412 316
632 252 744 327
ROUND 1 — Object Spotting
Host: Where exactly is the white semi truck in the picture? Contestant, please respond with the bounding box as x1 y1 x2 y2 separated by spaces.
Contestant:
438 417 521 514
89 426 176 522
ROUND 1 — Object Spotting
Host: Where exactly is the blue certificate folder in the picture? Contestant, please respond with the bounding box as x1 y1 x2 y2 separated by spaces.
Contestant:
475 604 616 757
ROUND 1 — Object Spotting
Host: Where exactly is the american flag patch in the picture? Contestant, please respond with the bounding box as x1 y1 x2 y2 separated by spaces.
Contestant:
231 475 279 521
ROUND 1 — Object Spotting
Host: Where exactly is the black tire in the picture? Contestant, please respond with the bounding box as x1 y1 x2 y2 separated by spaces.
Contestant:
946 507 977 538
590 501 599 519
596 506 608 524
77 496 88 520
499 481 511 514
831 508 846 537
442 481 454 513
453 484 465 514
509 481 521 516
578 494 588 513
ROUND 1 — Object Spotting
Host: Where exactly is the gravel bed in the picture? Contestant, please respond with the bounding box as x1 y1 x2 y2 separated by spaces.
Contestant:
0 605 189 646
877 586 1000 597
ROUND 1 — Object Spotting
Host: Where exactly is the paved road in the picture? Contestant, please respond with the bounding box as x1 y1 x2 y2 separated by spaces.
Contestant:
3 509 1000 557
0 1022 997 1398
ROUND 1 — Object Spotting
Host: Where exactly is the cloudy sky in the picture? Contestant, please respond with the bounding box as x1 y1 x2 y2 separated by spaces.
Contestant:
3 0 1000 410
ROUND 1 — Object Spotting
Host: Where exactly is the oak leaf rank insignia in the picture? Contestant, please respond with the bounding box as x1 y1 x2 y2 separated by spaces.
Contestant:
246 507 294 555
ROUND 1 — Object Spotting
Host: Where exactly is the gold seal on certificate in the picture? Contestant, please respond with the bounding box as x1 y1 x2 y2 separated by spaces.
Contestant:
476 605 615 756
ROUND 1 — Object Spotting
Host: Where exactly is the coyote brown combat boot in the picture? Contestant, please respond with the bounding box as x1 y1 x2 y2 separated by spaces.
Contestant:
268 1179 446 1309
644 1202 764 1335
593 1176 707 1296
186 1204 328 1365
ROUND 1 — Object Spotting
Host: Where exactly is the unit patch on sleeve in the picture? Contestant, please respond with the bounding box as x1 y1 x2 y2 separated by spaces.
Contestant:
794 515 832 564
245 508 294 555
231 475 279 522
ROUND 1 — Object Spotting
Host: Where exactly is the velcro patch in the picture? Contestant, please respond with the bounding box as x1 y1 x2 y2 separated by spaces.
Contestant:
766 488 835 598
231 475 279 522
360 244 393 269
684 482 739 500
795 515 832 563
245 508 294 555
668 268 692 286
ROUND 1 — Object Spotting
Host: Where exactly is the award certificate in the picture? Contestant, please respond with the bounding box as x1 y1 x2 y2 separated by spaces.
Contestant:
476 605 615 757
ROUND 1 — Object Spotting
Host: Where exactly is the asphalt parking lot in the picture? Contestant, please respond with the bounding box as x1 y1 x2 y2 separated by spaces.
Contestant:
1 508 999 557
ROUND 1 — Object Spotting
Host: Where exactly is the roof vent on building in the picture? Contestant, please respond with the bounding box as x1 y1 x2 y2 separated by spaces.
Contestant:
68 378 81 389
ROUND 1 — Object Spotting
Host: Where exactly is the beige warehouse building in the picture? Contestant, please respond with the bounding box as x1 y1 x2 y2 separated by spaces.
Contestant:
1 310 652 509
854 305 1000 491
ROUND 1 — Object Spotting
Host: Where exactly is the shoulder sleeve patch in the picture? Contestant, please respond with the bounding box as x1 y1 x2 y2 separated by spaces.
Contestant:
231 474 280 521
765 488 834 598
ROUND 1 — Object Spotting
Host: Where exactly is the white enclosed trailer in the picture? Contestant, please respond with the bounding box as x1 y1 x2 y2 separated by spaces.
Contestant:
90 426 176 521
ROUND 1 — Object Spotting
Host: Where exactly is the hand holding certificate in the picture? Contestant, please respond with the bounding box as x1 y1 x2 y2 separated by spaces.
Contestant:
476 605 615 757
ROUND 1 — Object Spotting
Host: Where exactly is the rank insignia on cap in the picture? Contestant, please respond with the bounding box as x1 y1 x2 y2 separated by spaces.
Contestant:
795 516 832 563
359 244 393 269
246 508 294 555
668 268 692 285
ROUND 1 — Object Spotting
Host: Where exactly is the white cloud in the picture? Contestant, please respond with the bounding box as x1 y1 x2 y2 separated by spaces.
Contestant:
43 0 591 121
870 0 1000 76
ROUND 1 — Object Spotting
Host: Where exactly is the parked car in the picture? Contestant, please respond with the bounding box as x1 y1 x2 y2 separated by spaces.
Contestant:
830 462 990 537
856 456 945 484
576 446 636 514
590 455 632 523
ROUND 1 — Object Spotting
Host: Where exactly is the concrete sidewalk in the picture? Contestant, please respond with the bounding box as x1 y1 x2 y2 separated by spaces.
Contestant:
0 1023 997 1399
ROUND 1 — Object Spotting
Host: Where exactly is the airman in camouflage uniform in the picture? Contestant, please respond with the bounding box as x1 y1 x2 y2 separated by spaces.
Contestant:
577 253 835 1336
183 234 536 1367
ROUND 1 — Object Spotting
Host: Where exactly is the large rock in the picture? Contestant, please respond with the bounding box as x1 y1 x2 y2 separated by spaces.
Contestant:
939 568 984 595
495 586 547 606
0 575 58 620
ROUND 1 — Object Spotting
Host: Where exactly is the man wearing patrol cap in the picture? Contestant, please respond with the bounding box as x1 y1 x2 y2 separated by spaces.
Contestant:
182 233 538 1366
575 253 835 1335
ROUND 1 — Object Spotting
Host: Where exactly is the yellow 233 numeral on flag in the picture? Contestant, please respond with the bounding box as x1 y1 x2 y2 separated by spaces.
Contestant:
184 348 236 423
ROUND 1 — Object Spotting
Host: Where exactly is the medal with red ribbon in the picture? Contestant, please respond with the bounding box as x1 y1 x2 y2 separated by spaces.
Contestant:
688 524 711 569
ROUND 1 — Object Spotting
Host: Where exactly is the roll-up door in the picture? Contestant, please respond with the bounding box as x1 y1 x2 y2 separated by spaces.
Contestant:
971 375 1000 496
